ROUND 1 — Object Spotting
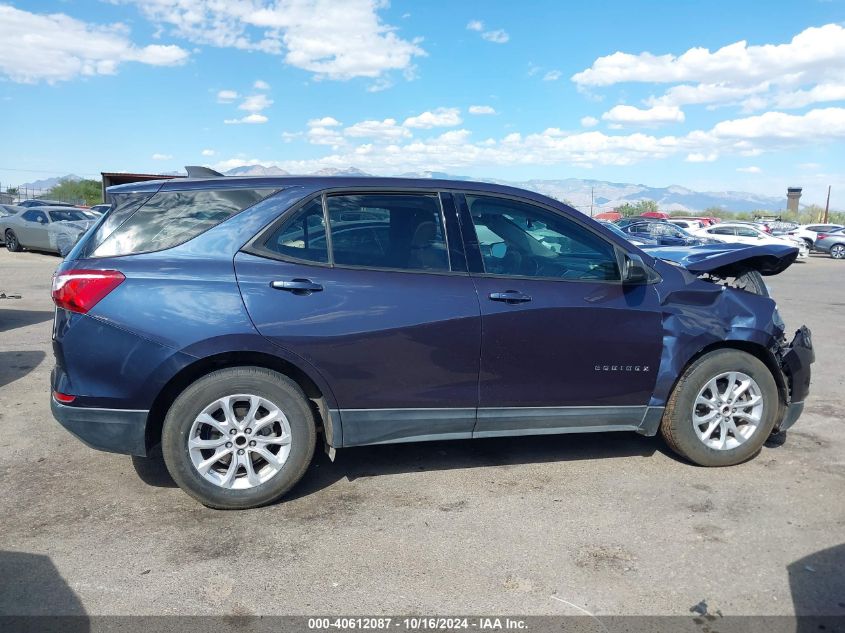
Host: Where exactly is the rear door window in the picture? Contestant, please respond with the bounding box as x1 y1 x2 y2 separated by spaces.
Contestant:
263 199 329 263
92 188 277 257
326 194 450 272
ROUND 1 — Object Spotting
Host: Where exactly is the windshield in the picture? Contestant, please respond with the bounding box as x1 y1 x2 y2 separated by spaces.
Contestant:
48 209 89 222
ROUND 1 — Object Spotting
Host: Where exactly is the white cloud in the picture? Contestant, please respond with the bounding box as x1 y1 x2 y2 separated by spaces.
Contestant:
403 107 462 129
254 79 270 90
217 89 239 103
151 153 173 160
572 24 845 87
580 116 599 128
225 107 845 174
543 70 562 82
466 20 484 32
685 152 718 162
128 0 425 82
737 166 762 173
308 116 342 127
345 118 411 140
201 149 216 156
0 5 189 84
224 114 268 124
469 105 496 115
602 104 685 125
481 29 509 44
239 94 273 112
773 82 845 109
574 24 845 117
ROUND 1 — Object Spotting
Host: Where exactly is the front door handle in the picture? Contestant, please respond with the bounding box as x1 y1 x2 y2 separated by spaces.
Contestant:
271 279 323 295
488 290 532 304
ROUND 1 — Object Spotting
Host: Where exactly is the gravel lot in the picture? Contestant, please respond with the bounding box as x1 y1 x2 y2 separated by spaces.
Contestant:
0 248 842 619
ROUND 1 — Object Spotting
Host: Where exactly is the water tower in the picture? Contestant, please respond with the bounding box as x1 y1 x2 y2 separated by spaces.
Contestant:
787 187 802 212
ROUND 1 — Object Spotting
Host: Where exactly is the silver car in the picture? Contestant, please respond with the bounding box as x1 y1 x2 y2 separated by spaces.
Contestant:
814 227 845 259
1 206 96 256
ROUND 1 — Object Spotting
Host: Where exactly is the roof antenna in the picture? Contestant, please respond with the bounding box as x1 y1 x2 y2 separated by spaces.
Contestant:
185 165 224 178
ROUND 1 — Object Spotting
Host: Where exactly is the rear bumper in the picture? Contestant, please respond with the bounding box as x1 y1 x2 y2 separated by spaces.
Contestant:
51 398 149 456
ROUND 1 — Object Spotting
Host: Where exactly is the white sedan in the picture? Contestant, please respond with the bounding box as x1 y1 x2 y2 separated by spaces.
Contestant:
692 222 809 258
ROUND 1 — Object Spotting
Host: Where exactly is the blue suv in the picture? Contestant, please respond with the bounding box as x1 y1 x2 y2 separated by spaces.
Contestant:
51 176 813 509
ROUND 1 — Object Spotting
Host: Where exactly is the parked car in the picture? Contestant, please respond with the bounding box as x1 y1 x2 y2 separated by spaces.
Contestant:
2 206 96 255
599 220 657 246
787 223 844 248
618 219 713 246
0 204 23 244
671 219 703 231
813 228 845 259
18 199 79 208
764 220 799 236
672 216 720 227
50 176 813 509
693 222 809 258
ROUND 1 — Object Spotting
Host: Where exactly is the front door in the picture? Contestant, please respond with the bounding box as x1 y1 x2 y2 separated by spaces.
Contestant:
235 191 481 446
457 193 664 437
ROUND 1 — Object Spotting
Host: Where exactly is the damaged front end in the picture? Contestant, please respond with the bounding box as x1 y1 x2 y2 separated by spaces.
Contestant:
646 242 813 435
774 325 814 432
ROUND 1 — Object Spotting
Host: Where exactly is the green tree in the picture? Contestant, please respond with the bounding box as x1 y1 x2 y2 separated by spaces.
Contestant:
45 178 102 206
5 186 18 196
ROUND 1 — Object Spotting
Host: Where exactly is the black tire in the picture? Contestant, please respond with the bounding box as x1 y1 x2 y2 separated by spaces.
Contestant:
829 244 845 260
161 367 316 509
5 230 22 252
660 349 779 467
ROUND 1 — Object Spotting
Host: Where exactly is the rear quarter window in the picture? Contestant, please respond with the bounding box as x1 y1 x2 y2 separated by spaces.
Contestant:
91 188 277 257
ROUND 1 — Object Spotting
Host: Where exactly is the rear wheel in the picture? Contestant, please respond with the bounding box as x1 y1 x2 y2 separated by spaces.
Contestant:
161 367 316 509
830 244 845 260
5 230 21 252
660 349 779 466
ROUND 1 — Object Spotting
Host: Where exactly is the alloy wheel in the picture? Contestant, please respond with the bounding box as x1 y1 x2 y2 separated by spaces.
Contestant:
188 394 292 489
692 371 764 451
831 244 845 259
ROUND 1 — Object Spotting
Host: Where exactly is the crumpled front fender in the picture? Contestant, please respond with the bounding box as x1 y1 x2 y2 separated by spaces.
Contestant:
649 261 785 407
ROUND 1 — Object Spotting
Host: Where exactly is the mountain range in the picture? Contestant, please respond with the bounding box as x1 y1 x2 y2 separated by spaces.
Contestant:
19 167 788 213
221 166 785 213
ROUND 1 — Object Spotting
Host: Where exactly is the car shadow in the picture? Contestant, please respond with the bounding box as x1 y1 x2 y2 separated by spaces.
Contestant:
788 543 845 631
131 431 660 497
0 350 46 389
288 431 658 502
0 550 88 631
0 309 54 334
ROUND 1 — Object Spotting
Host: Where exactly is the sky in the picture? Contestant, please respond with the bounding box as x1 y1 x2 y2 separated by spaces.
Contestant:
1 0 844 206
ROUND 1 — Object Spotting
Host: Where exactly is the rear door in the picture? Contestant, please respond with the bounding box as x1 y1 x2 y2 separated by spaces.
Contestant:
235 190 482 446
455 193 664 437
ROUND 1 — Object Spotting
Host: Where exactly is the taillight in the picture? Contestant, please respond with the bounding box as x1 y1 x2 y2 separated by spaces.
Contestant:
51 269 125 314
817 233 828 240
53 391 76 404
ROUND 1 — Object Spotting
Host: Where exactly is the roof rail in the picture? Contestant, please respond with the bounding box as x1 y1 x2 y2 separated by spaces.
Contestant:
185 166 225 178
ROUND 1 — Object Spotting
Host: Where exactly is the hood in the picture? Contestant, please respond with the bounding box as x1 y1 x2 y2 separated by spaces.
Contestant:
643 242 798 276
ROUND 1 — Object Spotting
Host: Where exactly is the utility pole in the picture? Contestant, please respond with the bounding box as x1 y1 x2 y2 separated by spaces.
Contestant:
590 187 594 217
824 185 831 224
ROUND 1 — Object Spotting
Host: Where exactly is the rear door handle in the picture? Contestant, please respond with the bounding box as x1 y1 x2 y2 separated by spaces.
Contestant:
488 290 532 304
271 279 323 294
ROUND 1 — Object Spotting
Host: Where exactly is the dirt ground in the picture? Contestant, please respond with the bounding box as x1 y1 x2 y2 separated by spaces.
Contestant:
0 248 842 619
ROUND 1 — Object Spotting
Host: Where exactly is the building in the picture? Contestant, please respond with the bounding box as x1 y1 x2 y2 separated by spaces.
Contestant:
101 172 185 203
787 187 802 213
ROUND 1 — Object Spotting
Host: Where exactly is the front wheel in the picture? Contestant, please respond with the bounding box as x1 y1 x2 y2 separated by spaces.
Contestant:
161 367 316 509
5 230 22 252
830 244 845 260
660 349 779 466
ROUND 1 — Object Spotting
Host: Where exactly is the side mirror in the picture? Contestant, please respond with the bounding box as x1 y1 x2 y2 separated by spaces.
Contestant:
622 253 651 284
